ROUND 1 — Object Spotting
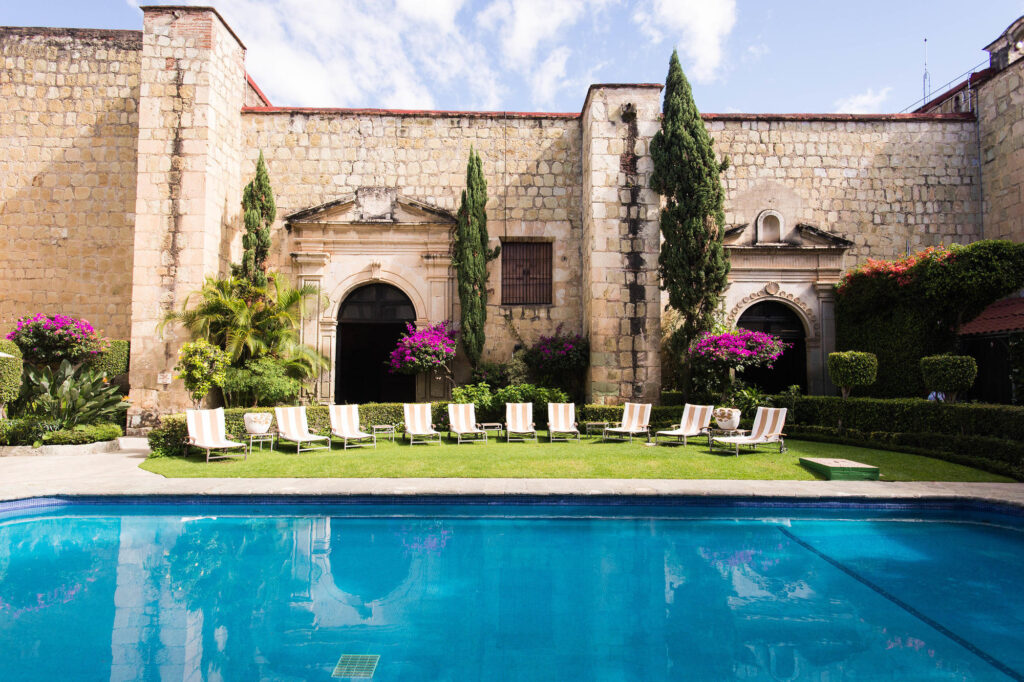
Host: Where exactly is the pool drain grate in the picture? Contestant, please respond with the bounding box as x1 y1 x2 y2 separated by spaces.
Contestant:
332 654 380 679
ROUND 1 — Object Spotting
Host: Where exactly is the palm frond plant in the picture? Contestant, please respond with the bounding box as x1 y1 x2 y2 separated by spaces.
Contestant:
160 274 328 384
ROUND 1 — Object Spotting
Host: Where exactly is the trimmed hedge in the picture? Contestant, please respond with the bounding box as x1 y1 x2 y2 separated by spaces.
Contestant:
86 340 130 378
920 355 977 402
827 351 877 398
148 403 449 457
0 420 122 447
777 395 1024 479
0 339 23 410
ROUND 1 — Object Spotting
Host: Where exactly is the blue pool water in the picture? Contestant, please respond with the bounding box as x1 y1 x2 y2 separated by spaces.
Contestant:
1 498 1023 681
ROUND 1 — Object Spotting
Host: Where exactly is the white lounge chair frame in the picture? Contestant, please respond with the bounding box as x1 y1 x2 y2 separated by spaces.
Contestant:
603 402 652 443
547 402 580 442
712 406 788 456
655 404 714 446
404 403 441 445
505 403 538 442
274 406 331 453
186 407 246 463
328 404 376 449
447 403 487 444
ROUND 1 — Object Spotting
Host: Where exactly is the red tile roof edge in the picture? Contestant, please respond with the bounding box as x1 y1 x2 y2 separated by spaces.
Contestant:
245 73 271 107
913 68 996 114
959 297 1024 335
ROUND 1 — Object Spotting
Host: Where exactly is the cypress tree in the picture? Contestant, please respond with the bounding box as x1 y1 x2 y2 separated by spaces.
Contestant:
453 148 499 368
241 151 276 290
650 50 730 359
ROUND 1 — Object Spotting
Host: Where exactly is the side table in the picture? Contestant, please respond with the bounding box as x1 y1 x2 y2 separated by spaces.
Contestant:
583 421 608 435
372 424 397 442
708 428 746 455
246 431 274 456
479 422 503 439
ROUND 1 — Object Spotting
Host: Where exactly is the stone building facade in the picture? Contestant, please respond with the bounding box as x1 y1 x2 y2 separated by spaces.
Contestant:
1 7 1021 425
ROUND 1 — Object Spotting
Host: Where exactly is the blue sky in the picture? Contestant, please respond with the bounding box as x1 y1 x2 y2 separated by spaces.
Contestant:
7 1 1023 113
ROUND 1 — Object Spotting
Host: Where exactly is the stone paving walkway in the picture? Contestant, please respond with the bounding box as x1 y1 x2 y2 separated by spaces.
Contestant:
1 438 1022 507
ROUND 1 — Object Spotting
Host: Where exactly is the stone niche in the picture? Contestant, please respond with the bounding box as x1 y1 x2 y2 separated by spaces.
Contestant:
722 214 853 394
285 187 456 404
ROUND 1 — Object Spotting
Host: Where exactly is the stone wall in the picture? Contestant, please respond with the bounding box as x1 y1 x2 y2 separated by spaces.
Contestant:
0 28 141 339
126 7 246 427
978 58 1024 241
708 114 982 264
581 85 663 404
242 109 584 364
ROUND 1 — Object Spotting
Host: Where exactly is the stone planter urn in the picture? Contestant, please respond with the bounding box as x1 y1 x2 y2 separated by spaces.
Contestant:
244 412 273 435
713 408 740 430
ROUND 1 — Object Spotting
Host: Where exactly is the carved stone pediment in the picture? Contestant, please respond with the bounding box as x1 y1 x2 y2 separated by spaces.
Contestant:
724 220 852 250
285 187 457 229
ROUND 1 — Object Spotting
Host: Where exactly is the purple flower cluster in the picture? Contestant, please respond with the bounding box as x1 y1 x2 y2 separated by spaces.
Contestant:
6 313 107 365
388 321 458 375
689 329 787 369
526 324 589 377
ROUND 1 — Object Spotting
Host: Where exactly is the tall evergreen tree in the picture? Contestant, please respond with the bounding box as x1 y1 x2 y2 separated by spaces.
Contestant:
240 151 276 290
650 50 730 360
453 148 499 367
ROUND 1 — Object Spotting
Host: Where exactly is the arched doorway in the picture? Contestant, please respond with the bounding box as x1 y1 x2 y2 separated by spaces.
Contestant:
336 283 416 404
737 301 807 394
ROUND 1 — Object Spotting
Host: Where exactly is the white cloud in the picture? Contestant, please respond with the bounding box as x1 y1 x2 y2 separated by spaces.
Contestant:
129 0 503 110
834 86 893 114
633 0 737 82
530 47 571 108
477 0 596 71
745 42 769 61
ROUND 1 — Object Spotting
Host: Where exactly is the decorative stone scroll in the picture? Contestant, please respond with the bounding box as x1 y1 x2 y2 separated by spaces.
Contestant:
727 283 820 339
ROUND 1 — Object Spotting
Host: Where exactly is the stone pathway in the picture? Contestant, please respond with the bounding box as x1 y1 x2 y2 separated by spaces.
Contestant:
0 438 1021 507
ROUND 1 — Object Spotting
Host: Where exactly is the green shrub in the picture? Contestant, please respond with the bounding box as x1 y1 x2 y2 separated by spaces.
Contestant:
471 362 510 389
0 339 23 416
660 390 684 406
828 351 877 398
493 384 568 426
41 422 123 445
0 418 52 446
175 339 229 407
222 358 300 407
7 313 106 366
15 360 128 428
86 339 129 378
451 382 498 422
920 355 978 403
522 326 589 398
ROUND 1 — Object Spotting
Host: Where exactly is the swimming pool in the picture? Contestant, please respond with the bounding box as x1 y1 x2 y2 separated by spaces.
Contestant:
1 496 1022 681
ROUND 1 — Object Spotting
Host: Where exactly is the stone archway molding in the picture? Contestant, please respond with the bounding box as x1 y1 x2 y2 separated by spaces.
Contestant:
727 282 820 341
325 261 431 327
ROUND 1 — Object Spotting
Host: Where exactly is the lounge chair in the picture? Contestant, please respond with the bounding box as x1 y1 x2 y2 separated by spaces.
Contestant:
505 402 538 442
603 402 652 442
274 406 331 453
328 404 376 449
712 406 788 456
186 407 246 463
655 404 714 446
404 403 441 445
547 402 580 442
447 403 487 444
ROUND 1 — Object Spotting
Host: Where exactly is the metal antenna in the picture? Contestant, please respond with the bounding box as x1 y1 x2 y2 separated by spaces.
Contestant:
923 38 931 104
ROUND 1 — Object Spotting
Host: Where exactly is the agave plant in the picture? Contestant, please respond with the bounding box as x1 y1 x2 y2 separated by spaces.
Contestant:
15 360 128 428
159 274 329 381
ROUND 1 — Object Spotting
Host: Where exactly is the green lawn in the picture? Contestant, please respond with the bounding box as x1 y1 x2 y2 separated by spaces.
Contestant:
141 432 1012 482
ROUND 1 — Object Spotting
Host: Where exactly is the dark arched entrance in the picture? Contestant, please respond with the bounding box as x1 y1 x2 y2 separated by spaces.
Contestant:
336 284 416 404
737 301 807 394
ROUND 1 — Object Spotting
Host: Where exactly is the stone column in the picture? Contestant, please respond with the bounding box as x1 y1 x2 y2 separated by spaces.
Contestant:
126 7 246 430
815 282 838 395
291 252 329 403
581 85 663 404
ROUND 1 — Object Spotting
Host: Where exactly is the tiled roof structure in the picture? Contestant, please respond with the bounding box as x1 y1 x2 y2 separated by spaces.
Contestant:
959 297 1024 335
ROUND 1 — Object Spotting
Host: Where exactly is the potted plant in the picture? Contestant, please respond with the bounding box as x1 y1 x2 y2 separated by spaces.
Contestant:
713 406 740 430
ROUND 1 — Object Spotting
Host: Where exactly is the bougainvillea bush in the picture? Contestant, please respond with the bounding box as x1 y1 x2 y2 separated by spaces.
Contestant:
6 314 107 366
523 325 589 397
388 322 457 375
689 329 787 398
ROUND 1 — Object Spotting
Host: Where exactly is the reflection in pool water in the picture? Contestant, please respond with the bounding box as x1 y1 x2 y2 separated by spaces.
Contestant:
0 503 1022 681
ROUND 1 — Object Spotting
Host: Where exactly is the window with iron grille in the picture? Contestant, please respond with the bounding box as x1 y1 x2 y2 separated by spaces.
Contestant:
501 241 552 305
